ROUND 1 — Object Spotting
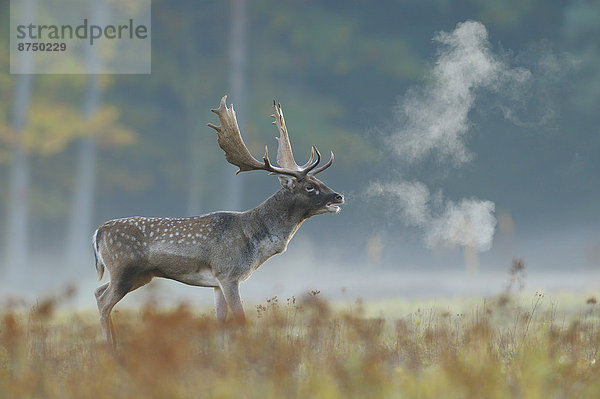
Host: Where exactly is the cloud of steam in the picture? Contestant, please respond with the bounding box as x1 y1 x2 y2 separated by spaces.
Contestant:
369 181 429 226
389 20 530 165
426 198 496 251
369 181 496 251
498 44 577 127
372 21 534 252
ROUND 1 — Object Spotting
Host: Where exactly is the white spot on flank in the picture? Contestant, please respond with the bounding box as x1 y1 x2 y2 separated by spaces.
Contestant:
169 233 174 238
150 231 154 237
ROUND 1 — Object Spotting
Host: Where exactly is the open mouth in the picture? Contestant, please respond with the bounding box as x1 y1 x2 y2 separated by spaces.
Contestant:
325 203 341 213
325 198 344 213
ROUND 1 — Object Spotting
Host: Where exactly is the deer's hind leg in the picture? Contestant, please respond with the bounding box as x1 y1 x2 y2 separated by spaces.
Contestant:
95 282 125 349
95 267 154 348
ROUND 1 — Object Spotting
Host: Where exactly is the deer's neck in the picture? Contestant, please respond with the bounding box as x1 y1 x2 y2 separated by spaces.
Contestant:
243 188 306 244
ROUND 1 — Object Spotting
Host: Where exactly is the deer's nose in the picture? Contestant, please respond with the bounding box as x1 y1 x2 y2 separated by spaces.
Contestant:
334 194 344 203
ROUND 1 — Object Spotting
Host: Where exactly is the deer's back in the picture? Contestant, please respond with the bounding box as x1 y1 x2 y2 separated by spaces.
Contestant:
96 213 236 273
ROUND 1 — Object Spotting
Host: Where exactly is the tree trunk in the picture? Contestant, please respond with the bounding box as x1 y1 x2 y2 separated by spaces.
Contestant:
3 0 33 285
65 76 99 267
65 0 105 267
226 0 247 211
187 112 205 216
4 75 32 284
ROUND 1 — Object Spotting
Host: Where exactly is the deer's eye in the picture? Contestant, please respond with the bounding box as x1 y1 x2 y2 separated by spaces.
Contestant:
306 184 315 193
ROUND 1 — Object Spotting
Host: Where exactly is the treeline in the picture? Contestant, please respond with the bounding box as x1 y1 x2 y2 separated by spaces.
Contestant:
0 0 598 273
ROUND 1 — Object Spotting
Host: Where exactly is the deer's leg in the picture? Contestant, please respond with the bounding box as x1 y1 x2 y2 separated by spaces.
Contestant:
96 268 153 348
214 286 228 323
94 283 111 343
219 281 245 324
95 282 126 349
95 282 109 300
214 286 229 349
95 282 113 345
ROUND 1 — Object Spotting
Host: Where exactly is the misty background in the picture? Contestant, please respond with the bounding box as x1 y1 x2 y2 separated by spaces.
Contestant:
1 0 599 308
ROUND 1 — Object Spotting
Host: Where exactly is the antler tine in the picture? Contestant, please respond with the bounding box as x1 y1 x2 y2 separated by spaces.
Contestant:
272 100 300 171
309 151 334 176
262 145 275 170
207 95 228 131
300 146 316 169
303 146 322 174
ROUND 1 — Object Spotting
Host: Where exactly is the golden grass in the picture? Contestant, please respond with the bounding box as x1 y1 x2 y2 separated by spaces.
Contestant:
1 286 600 399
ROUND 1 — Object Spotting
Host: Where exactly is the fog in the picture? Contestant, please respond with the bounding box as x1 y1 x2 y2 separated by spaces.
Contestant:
1 2 599 310
2 226 599 310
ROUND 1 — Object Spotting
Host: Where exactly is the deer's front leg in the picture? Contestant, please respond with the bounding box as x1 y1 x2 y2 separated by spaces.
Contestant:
214 286 228 323
219 280 246 324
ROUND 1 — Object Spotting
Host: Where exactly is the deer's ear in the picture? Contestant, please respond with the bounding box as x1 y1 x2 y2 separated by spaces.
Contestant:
278 175 297 190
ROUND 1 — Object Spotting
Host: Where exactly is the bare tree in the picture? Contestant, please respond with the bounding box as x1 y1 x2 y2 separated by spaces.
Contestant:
4 0 33 285
225 0 247 211
65 0 105 267
65 76 100 266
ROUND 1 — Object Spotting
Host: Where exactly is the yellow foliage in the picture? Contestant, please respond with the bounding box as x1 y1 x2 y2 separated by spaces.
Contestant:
22 103 87 154
87 105 138 148
0 102 137 158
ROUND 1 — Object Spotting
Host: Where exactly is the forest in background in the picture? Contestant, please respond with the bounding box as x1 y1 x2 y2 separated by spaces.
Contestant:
0 0 599 292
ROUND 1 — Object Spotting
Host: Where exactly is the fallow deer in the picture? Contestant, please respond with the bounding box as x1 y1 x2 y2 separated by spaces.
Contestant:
92 96 344 347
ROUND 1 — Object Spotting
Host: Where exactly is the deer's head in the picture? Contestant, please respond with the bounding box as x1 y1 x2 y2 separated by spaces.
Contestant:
208 96 344 217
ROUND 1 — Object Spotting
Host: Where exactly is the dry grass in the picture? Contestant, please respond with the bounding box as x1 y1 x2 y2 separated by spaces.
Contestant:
2 284 600 398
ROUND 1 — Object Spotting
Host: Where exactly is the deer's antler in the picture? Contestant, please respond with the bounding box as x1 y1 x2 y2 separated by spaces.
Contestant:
272 101 299 171
207 96 265 174
208 95 334 179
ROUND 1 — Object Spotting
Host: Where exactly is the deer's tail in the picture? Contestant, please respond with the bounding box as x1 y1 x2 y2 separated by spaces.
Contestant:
92 228 105 281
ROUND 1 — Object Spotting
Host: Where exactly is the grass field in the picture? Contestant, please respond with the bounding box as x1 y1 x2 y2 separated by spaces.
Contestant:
2 271 600 398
